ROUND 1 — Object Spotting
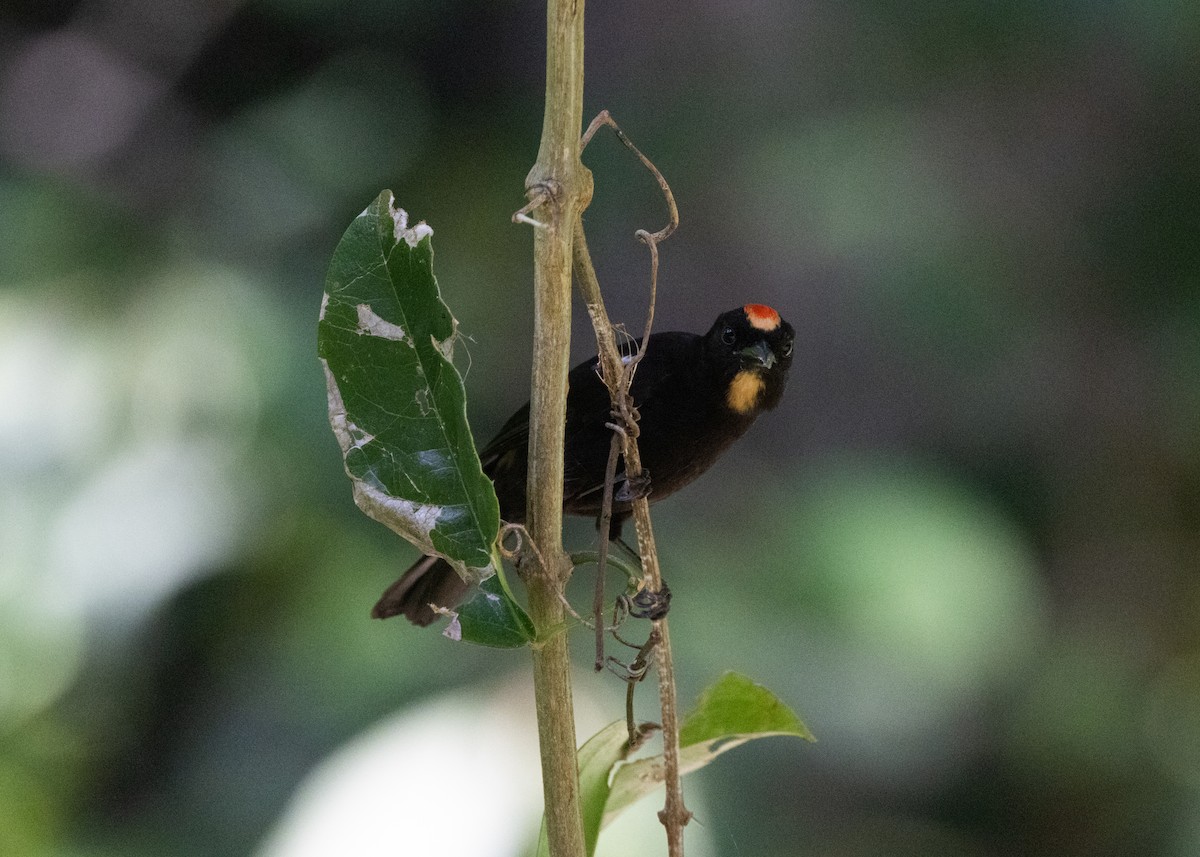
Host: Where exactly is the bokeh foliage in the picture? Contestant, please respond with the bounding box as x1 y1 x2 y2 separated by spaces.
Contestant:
1 1 1199 856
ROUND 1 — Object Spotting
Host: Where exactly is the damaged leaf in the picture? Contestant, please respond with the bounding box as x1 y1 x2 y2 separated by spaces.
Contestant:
318 190 500 586
449 573 535 648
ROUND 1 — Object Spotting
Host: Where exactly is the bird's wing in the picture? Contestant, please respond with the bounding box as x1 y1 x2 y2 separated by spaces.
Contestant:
559 333 701 506
479 402 531 473
478 332 701 506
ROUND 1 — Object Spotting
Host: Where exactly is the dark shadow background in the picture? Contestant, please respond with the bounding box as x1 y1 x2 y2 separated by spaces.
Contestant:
2 1 1198 855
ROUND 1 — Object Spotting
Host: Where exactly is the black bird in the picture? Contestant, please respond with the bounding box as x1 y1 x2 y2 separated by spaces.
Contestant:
373 304 795 625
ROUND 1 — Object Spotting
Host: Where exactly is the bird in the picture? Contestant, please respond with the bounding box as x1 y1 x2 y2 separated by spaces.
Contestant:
372 303 795 625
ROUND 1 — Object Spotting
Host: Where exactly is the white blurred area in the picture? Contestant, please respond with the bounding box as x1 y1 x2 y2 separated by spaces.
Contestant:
0 269 284 724
255 675 720 857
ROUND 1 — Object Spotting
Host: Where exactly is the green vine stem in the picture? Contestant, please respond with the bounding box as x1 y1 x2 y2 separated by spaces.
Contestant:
515 1 594 856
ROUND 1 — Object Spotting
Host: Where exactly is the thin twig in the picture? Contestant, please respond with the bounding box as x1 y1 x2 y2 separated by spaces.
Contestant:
614 627 659 746
594 429 623 670
581 110 678 245
630 231 659 366
511 183 554 229
573 110 691 856
505 524 600 630
579 110 679 367
569 551 642 588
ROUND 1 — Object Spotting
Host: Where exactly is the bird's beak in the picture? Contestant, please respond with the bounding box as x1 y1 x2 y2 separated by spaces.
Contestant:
739 341 776 369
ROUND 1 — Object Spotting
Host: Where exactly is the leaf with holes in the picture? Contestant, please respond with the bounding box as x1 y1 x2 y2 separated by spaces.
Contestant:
318 190 500 588
448 574 535 648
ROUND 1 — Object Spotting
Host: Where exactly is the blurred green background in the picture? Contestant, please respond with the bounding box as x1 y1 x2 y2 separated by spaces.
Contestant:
2 1 1199 855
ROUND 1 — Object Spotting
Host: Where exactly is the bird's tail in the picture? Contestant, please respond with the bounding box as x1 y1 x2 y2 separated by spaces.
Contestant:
371 555 470 626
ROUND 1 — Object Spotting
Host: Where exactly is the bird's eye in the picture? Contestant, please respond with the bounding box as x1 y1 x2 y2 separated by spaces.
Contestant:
721 327 736 345
781 340 793 358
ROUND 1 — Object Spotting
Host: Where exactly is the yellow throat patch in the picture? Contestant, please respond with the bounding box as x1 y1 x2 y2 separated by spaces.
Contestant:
727 370 766 414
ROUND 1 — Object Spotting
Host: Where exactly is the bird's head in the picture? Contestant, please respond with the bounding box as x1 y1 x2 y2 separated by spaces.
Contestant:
705 304 794 415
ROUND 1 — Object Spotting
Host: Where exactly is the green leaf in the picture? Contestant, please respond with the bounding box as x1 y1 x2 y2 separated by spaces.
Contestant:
678 671 814 747
602 672 812 829
535 720 641 857
318 190 500 586
449 570 535 648
531 673 811 856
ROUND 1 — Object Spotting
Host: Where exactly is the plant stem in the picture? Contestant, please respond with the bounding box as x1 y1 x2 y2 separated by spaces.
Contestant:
572 217 691 855
522 1 592 856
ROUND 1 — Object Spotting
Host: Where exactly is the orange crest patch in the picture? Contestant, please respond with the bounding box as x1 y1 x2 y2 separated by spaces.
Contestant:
744 303 781 331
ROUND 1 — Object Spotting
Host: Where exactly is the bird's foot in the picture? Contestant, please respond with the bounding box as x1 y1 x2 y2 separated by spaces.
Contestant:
615 470 651 503
626 581 671 620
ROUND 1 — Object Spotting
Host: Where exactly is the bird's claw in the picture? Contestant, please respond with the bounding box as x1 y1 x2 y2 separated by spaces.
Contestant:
626 581 671 620
615 471 651 503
